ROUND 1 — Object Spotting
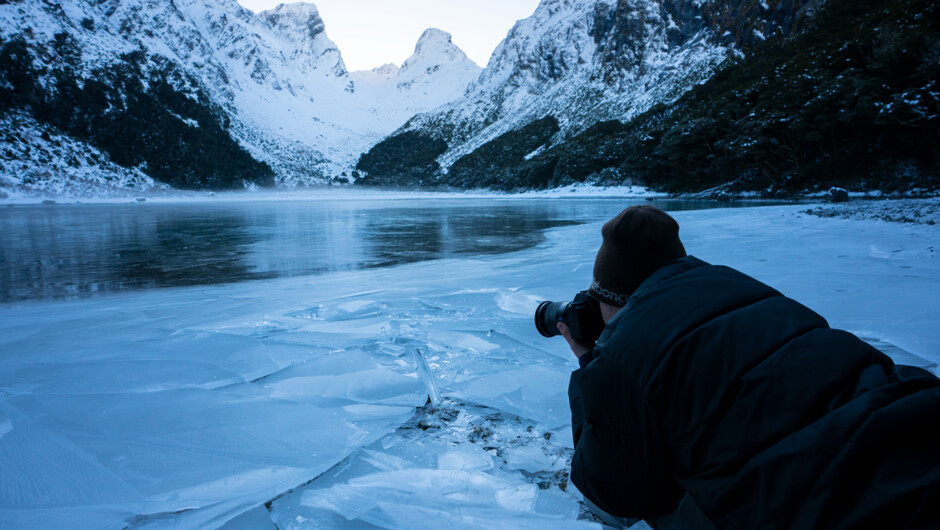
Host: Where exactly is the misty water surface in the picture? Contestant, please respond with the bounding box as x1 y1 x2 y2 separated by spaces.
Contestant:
0 197 763 302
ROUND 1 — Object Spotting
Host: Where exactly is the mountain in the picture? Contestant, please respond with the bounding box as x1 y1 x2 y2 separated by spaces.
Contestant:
348 29 482 135
2 0 935 197
527 0 940 196
357 0 736 187
357 0 939 195
0 0 479 196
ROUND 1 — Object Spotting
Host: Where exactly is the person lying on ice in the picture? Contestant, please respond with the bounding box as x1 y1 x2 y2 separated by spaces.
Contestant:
553 205 939 529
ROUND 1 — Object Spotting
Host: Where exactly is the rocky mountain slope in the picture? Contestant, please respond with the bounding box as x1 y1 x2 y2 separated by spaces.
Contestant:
356 0 752 186
0 0 480 196
357 0 938 195
2 0 934 197
534 0 939 196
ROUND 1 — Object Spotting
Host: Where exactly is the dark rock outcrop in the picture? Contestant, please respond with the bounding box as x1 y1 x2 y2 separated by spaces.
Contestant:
827 187 849 202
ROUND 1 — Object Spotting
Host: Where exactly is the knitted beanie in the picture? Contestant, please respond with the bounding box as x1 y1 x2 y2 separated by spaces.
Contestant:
588 205 687 307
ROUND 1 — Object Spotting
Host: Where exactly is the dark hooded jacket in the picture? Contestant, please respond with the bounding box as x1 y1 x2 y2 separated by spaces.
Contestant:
569 256 940 529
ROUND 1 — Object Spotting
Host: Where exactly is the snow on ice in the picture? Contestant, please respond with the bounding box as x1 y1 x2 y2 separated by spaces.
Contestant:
1 202 937 528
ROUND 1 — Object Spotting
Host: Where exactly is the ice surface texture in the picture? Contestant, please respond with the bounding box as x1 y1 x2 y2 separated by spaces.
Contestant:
1 203 937 528
289 399 596 530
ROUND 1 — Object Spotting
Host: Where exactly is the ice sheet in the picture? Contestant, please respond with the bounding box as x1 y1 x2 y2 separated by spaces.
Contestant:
276 399 597 530
1 203 937 527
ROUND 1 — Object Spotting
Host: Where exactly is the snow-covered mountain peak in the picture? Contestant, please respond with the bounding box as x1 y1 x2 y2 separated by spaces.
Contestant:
354 63 401 84
343 28 481 140
263 2 321 17
374 63 401 75
259 2 326 40
258 2 347 78
475 0 608 90
396 27 481 89
382 0 732 172
405 28 474 67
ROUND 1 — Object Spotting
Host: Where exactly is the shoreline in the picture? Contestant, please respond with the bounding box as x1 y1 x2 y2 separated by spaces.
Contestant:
4 187 939 230
0 183 665 205
3 182 935 206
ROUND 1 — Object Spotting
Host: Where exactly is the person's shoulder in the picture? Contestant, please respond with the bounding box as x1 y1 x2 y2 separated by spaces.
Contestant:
627 255 715 299
678 257 778 293
615 256 784 326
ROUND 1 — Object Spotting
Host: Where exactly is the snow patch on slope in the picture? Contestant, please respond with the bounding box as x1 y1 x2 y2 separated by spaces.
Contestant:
0 113 165 200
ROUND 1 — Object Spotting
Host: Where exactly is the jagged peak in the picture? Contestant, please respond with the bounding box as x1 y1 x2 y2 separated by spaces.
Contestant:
415 28 455 50
265 2 321 17
256 1 348 78
259 2 326 40
402 28 476 72
371 63 401 76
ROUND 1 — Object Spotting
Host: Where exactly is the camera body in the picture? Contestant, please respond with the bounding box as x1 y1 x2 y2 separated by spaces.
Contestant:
535 290 605 344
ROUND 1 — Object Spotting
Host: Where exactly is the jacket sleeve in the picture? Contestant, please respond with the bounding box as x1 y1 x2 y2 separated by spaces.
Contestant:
568 353 684 518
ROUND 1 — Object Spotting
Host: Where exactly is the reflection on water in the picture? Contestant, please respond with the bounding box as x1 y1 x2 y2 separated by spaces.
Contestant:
0 198 763 302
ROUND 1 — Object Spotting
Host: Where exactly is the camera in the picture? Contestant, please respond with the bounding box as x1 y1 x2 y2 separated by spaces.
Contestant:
534 290 605 344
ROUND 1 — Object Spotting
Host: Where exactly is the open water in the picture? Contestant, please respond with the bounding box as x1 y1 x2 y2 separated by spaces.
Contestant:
0 197 762 302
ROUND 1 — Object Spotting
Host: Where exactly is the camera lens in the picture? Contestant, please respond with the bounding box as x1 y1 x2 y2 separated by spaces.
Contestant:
535 300 569 338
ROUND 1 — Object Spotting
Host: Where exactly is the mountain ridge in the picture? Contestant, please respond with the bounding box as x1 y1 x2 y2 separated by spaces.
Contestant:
0 0 480 196
356 0 938 195
357 0 747 186
1 0 936 198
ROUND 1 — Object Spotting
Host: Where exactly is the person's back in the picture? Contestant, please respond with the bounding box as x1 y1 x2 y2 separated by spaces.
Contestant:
562 206 940 529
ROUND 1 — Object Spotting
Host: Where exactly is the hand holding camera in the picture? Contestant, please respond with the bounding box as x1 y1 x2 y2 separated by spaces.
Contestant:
534 290 605 358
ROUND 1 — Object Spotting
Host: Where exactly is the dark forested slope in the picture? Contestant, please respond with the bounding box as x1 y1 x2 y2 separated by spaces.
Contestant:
0 34 274 191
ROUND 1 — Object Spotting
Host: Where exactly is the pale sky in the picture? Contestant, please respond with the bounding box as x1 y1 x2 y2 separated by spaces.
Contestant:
237 0 541 71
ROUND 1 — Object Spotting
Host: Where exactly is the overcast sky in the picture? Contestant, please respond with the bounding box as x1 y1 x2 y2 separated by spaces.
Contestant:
236 0 540 71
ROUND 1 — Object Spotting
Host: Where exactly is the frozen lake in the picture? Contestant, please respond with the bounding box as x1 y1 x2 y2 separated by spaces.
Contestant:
2 197 937 529
0 197 748 302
